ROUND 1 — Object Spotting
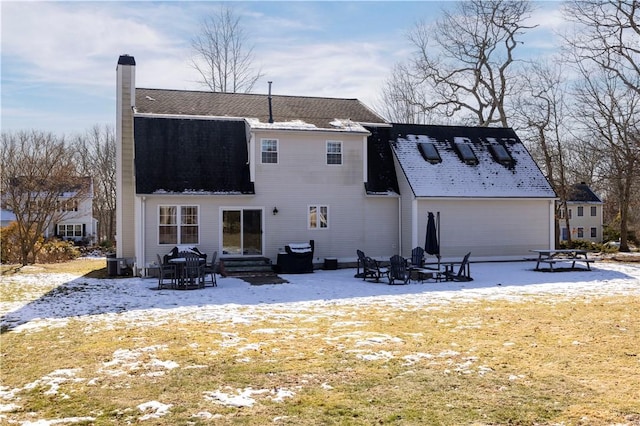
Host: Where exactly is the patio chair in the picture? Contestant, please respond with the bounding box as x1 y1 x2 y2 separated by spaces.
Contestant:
442 252 473 282
156 254 177 289
388 255 410 285
203 251 218 287
181 252 205 288
410 247 425 268
363 256 389 283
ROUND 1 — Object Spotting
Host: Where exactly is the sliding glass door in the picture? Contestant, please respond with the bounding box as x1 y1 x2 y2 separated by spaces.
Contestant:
222 209 262 256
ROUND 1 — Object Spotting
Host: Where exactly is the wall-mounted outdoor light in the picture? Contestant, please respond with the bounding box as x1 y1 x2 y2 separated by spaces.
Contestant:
272 207 279 215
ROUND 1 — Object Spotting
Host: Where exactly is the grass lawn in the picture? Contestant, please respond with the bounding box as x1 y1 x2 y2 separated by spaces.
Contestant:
1 259 639 425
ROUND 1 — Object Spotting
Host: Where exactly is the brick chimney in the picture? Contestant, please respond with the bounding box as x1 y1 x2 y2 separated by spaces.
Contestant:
116 55 136 259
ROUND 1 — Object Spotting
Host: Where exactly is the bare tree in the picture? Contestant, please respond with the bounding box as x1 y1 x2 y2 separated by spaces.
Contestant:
563 0 640 97
381 0 535 126
1 131 88 265
73 125 116 245
563 0 640 250
191 5 263 93
572 66 640 252
512 60 573 246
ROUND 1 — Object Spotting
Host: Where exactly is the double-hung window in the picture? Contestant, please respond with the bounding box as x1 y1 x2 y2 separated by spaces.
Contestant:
577 206 584 217
326 141 342 165
591 206 597 216
577 227 584 238
58 224 82 238
308 205 328 229
591 227 597 238
261 139 278 164
159 205 199 245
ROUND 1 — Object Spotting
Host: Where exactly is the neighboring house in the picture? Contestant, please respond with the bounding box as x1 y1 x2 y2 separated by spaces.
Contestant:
51 177 98 243
558 182 604 243
116 55 557 273
3 176 97 243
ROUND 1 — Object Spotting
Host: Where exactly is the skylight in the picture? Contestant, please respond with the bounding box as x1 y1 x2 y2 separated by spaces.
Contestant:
454 142 478 165
418 142 442 164
489 143 514 166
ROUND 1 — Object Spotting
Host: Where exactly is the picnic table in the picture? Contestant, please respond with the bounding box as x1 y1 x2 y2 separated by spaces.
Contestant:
531 249 595 271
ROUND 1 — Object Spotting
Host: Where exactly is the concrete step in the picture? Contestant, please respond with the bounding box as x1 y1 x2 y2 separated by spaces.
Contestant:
220 257 274 276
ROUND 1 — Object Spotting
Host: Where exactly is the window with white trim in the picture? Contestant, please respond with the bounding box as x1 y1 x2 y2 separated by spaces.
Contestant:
159 205 199 245
326 141 342 165
591 227 597 238
261 139 278 164
591 206 597 216
308 205 328 229
58 224 83 238
58 199 78 212
577 227 584 238
577 206 584 216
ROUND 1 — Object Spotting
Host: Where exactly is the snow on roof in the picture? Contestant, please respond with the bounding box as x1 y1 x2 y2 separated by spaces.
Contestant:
246 118 368 133
391 126 556 198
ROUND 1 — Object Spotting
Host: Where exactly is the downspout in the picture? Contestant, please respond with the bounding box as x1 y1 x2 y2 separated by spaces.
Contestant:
398 197 402 256
141 196 146 275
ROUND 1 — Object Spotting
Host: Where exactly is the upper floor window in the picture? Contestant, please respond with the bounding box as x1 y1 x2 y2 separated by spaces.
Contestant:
309 205 328 229
261 139 278 164
577 206 584 216
591 206 597 216
326 141 342 165
159 205 199 245
59 199 78 212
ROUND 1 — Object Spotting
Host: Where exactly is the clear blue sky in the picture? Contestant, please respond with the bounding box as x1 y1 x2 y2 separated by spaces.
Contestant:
1 1 565 136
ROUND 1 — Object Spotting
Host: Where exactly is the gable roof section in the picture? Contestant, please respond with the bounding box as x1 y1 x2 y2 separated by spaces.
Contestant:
390 124 556 198
135 88 388 129
134 117 254 194
566 183 603 203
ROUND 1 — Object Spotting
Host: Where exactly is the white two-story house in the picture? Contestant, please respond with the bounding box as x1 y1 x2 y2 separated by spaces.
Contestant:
558 182 604 243
116 55 557 274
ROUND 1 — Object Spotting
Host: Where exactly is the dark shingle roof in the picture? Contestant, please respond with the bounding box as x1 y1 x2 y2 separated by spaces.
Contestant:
390 124 557 198
135 88 388 129
134 117 254 194
566 183 603 203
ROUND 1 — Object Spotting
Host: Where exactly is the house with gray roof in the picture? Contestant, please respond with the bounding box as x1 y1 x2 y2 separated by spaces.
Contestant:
115 55 556 274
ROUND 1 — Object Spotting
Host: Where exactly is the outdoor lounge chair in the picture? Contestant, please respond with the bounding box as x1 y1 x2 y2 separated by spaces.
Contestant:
442 252 473 282
356 250 389 282
410 247 425 268
388 255 411 285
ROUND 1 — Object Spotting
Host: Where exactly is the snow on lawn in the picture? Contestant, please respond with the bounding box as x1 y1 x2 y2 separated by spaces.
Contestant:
1 259 639 422
2 260 639 334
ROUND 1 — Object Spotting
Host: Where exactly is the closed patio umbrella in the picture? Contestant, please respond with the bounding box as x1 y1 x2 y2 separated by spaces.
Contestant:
425 212 440 267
